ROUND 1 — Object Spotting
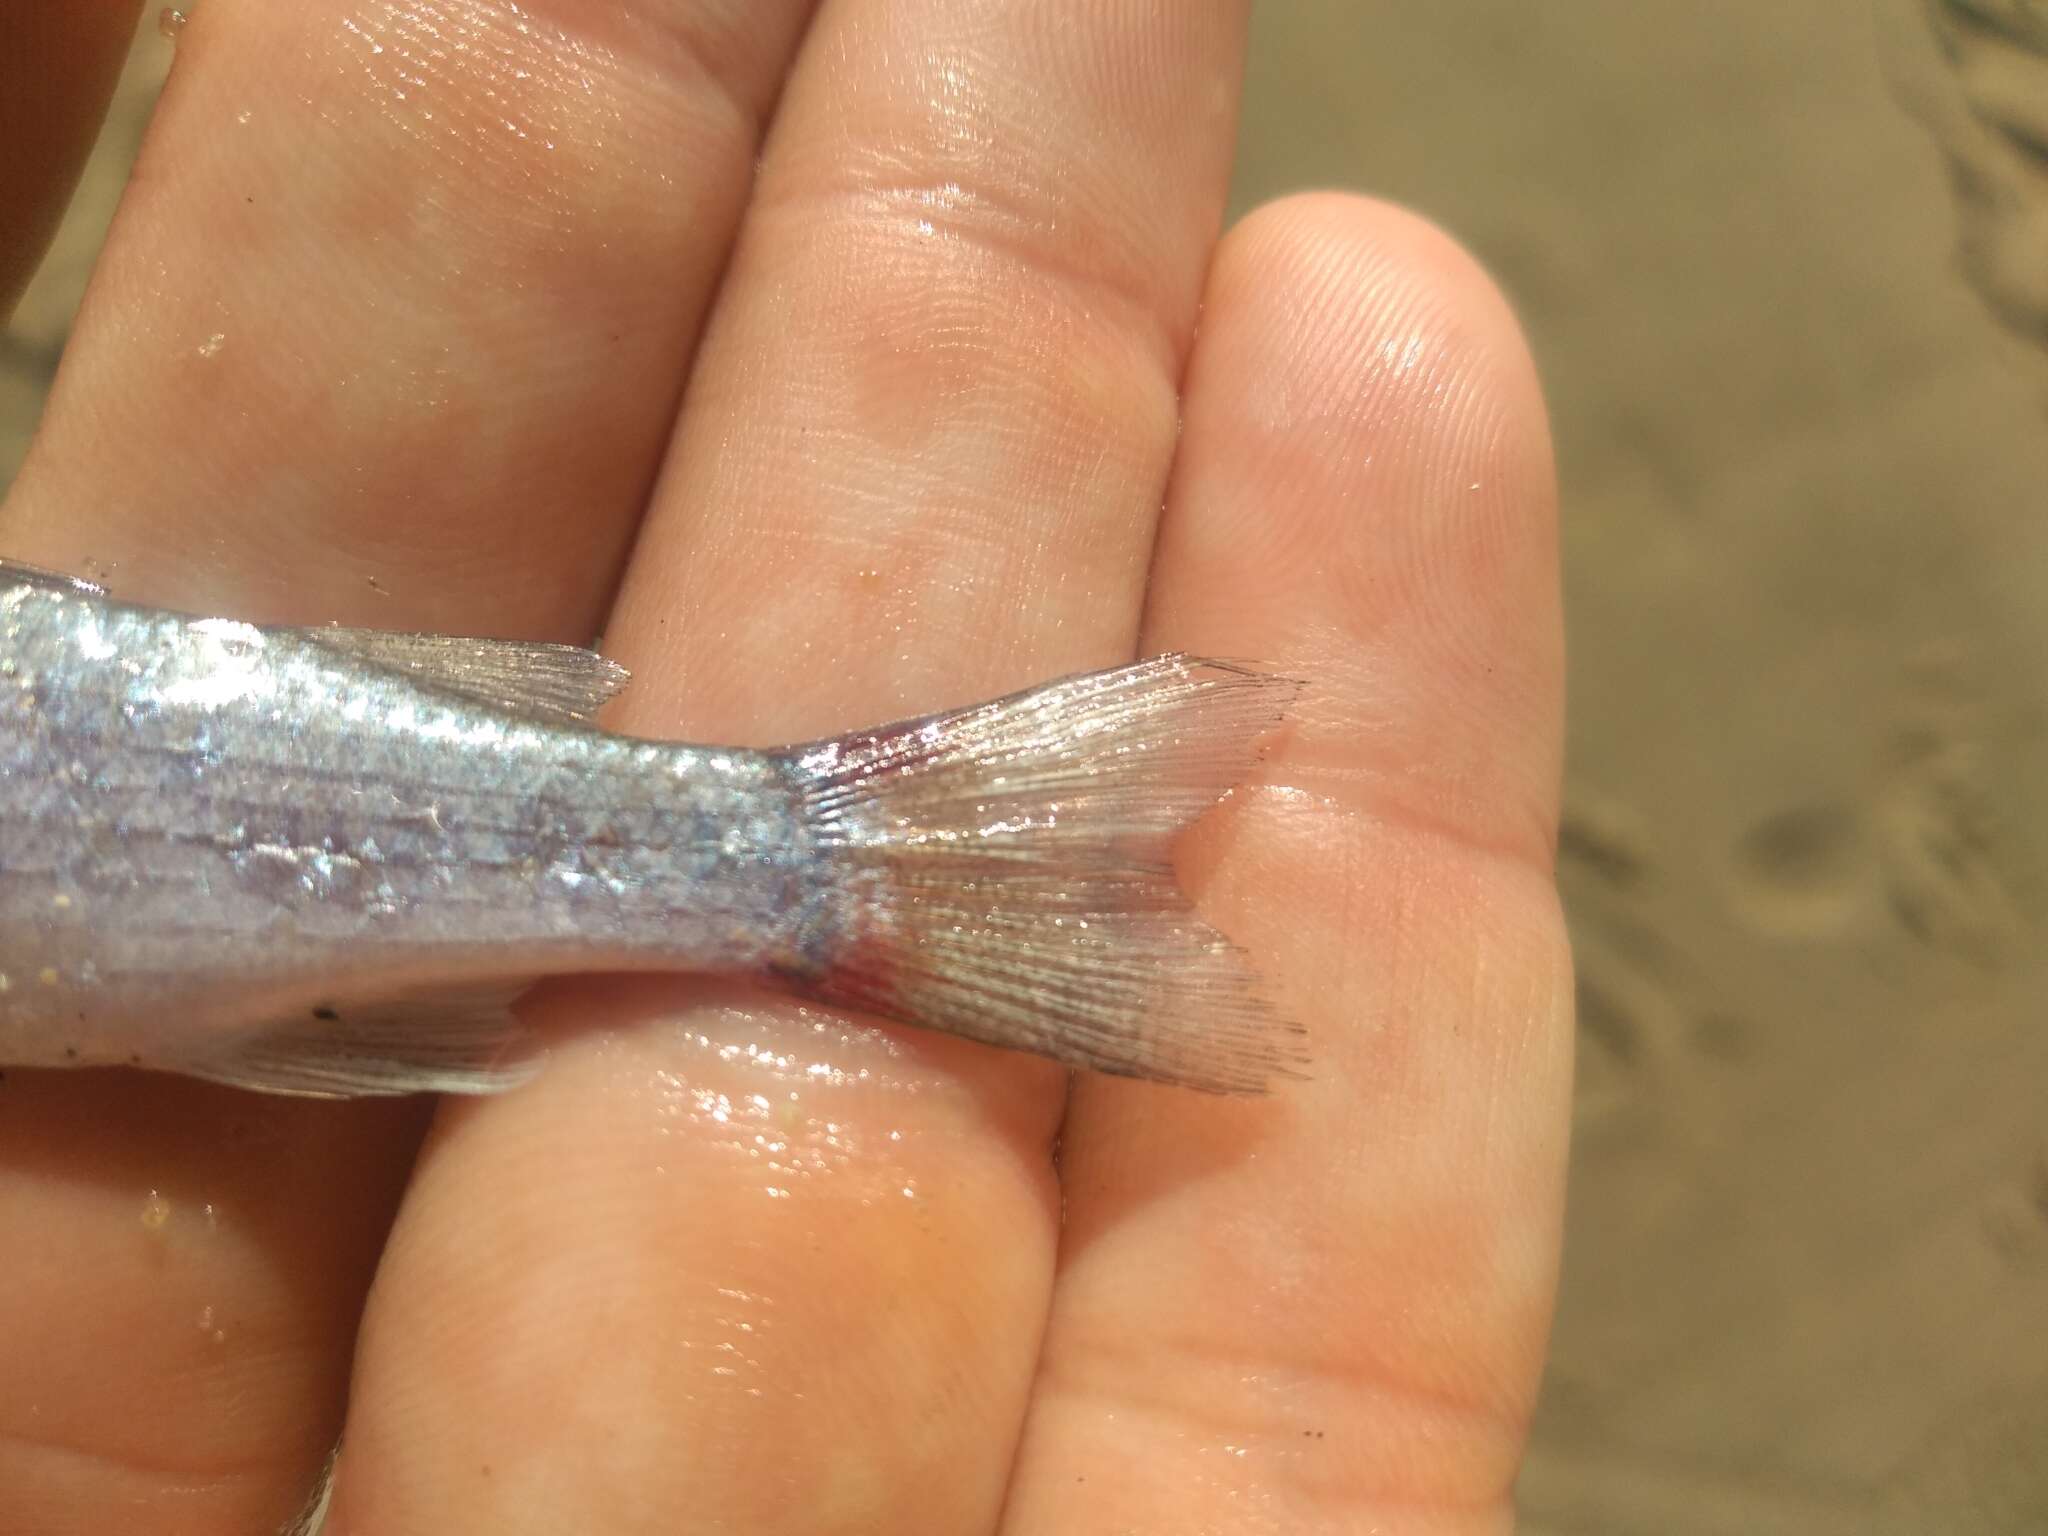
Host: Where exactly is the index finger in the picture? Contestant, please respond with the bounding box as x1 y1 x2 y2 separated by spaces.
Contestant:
1002 194 1573 1533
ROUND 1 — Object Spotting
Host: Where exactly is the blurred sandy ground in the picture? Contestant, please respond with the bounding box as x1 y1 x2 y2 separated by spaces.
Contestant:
7 4 2047 1531
0 12 163 481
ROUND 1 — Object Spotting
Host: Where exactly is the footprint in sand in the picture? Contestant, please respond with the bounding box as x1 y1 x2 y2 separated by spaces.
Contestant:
1875 646 2027 962
1561 795 1658 1123
1874 732 2022 963
1560 792 1734 1127
1725 646 2026 961
1729 800 1870 937
1880 0 2048 394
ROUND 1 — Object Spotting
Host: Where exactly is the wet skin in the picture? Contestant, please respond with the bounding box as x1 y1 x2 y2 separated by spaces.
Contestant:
0 4 1569 1533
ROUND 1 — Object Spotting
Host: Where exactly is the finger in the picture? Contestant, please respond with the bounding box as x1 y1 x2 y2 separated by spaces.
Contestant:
4 0 815 633
0 3 817 1529
325 3 1250 1531
1000 194 1573 1534
0 1074 417 1536
0 0 140 315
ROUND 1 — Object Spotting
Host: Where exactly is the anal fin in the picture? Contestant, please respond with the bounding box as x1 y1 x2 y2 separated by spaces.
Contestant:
180 984 538 1098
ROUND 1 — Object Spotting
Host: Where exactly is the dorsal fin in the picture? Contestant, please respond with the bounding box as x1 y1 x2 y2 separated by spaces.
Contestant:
0 556 107 597
285 626 630 727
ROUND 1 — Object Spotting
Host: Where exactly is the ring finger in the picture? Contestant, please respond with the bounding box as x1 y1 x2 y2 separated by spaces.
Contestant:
325 2 1252 1530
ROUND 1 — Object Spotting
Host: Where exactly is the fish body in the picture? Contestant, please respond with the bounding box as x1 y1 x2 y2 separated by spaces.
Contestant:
0 560 1302 1095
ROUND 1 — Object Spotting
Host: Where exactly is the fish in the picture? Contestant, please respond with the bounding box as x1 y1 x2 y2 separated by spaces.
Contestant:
0 557 1305 1098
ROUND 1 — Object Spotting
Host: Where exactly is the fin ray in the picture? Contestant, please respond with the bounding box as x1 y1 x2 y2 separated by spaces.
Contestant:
178 983 537 1097
287 627 629 726
782 655 1309 1094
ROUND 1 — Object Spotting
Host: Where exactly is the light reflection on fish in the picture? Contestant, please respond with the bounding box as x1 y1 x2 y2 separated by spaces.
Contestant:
0 559 1304 1097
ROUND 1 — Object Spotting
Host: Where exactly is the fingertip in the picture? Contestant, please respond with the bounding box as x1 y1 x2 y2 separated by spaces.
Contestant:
1207 189 1556 578
1227 191 1545 379
1155 189 1563 865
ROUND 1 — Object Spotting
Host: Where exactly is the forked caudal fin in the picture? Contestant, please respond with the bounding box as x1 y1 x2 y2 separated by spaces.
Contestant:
780 655 1309 1093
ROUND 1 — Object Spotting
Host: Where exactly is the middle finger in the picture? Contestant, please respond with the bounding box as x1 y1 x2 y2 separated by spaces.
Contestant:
329 1 1251 1530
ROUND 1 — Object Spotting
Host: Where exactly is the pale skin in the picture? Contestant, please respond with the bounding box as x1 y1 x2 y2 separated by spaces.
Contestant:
0 3 1572 1532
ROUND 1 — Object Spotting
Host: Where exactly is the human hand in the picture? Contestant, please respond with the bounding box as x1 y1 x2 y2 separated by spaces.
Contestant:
0 4 1571 1532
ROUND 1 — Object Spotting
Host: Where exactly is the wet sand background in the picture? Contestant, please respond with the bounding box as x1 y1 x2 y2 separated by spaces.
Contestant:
6 5 2045 1531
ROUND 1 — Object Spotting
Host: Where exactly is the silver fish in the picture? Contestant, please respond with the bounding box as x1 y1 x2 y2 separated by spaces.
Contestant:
0 558 1304 1096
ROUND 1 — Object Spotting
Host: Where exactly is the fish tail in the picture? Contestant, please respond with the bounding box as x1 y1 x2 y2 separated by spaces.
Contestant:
777 655 1308 1093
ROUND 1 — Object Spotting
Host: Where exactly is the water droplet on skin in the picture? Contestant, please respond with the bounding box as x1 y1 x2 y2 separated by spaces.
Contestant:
158 8 187 42
140 1190 172 1232
235 109 252 126
197 1304 214 1331
197 333 225 360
